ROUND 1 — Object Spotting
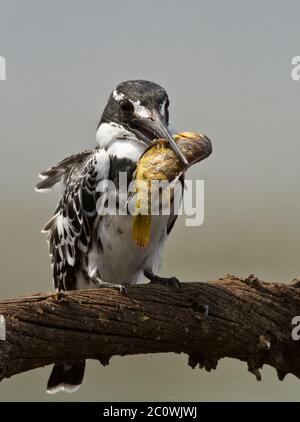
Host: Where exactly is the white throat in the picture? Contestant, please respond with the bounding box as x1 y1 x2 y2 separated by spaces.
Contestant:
96 122 146 161
96 122 136 148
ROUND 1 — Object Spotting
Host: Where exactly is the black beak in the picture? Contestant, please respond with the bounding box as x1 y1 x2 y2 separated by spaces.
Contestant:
131 108 189 166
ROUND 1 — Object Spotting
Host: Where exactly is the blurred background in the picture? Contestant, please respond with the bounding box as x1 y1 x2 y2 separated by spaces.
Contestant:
0 0 300 402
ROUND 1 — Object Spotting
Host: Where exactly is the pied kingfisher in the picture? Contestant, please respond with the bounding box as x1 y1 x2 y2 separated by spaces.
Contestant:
36 80 189 394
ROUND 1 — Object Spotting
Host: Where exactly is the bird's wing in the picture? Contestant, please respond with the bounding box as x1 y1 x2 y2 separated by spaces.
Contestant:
36 149 93 191
37 148 110 290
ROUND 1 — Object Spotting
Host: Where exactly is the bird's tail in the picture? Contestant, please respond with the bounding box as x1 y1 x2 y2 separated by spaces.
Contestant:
47 360 86 394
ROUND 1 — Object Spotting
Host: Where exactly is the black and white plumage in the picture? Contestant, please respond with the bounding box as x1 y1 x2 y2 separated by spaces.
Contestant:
36 80 185 394
38 148 110 291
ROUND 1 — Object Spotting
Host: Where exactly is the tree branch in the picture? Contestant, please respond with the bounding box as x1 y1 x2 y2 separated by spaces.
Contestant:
1 274 300 383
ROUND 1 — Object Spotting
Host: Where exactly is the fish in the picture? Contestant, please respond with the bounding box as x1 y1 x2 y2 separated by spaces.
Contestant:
131 132 212 247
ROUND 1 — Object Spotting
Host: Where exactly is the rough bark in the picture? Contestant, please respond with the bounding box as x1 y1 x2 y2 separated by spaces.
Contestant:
1 274 300 383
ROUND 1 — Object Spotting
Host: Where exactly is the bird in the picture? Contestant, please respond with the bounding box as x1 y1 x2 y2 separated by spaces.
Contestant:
36 80 189 394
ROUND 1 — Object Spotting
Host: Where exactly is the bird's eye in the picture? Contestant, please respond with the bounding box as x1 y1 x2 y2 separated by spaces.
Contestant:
120 100 134 114
165 98 170 109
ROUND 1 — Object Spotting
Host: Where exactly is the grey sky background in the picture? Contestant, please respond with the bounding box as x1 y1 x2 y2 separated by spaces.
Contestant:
0 0 300 401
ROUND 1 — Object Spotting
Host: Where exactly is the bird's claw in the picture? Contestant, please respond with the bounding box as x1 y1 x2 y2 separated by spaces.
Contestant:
149 275 181 288
144 270 181 288
116 284 128 294
90 277 127 294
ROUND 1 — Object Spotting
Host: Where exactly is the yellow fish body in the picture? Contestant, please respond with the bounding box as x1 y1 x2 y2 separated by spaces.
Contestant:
132 132 212 247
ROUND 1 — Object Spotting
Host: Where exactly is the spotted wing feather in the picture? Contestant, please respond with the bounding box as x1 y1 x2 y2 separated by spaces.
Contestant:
38 148 110 290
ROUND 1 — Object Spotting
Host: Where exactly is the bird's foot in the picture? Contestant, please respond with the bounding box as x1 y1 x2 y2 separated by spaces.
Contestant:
90 277 127 294
144 270 181 288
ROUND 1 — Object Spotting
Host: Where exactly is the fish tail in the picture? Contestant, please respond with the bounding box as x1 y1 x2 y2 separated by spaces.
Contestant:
132 214 151 248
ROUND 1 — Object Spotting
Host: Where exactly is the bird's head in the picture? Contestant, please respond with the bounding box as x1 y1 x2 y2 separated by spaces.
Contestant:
99 80 188 165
